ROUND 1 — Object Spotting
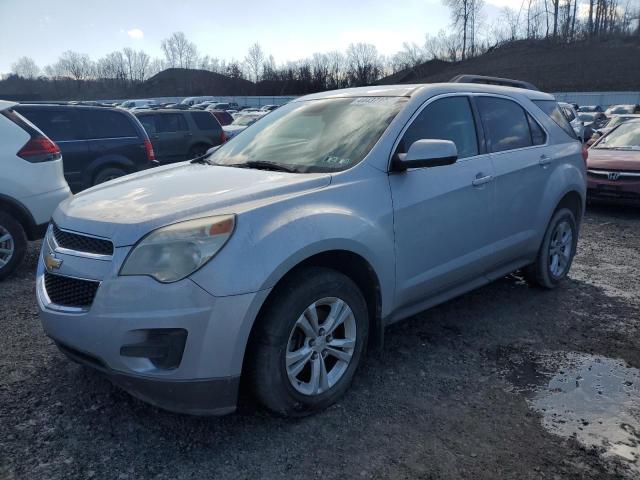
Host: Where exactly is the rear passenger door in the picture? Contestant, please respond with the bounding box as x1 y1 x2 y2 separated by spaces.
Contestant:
190 111 222 146
156 113 190 163
390 95 496 309
474 95 551 276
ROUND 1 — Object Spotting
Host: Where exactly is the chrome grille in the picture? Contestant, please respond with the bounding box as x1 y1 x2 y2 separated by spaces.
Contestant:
44 272 100 308
52 223 113 256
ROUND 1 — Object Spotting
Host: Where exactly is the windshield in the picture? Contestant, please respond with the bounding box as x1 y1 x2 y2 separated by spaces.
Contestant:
606 116 632 128
209 97 407 173
232 115 261 126
608 106 633 114
594 122 640 150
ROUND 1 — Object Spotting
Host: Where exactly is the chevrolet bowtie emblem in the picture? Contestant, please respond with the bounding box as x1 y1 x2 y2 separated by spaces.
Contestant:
44 253 63 270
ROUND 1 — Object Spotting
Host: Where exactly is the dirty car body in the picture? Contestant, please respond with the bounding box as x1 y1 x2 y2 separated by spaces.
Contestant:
37 83 586 415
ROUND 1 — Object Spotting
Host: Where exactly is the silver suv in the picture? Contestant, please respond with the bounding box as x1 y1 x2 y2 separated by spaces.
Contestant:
37 80 586 416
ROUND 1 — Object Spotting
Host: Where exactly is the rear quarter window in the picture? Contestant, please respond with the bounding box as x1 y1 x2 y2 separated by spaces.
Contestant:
83 110 138 139
191 111 221 131
15 108 83 141
533 100 578 140
136 114 157 134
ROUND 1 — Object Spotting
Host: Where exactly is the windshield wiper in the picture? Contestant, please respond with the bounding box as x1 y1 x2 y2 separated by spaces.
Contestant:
225 160 300 173
190 153 214 164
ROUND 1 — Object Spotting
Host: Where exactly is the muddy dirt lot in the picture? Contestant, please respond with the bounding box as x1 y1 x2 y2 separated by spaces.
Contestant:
1 204 639 480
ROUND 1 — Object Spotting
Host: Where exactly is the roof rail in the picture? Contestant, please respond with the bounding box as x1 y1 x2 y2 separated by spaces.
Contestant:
449 74 539 91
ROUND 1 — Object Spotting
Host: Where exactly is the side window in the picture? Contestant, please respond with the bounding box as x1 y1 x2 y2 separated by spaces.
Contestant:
17 109 82 141
562 107 576 122
399 96 478 159
533 100 578 140
137 114 157 134
159 114 188 132
527 114 547 146
83 110 137 139
191 111 221 130
477 97 532 153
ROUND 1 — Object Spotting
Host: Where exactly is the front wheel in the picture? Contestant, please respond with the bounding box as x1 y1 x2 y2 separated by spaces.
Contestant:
248 267 369 416
524 208 578 289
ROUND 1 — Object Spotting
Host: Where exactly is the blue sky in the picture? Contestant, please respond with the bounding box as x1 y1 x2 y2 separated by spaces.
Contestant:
0 0 516 74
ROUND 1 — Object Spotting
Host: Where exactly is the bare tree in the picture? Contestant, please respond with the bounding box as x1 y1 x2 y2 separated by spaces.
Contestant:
161 32 198 69
443 0 484 60
11 56 40 79
244 43 265 82
55 51 94 81
346 43 381 86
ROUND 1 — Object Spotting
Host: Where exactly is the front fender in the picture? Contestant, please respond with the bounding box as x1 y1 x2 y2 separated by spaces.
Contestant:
190 173 396 316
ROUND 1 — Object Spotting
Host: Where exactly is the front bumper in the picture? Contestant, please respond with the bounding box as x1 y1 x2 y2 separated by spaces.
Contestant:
587 176 640 205
56 341 239 415
36 241 270 415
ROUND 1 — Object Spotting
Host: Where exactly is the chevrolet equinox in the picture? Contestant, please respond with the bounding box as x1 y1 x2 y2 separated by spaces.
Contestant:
37 80 587 416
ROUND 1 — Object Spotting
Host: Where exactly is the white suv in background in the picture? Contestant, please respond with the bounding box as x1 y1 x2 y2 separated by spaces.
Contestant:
0 101 71 279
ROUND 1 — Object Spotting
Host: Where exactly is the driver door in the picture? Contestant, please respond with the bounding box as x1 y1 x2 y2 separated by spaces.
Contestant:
389 95 496 309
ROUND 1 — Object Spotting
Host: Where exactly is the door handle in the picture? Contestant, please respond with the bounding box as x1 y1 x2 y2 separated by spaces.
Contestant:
472 174 493 187
539 154 552 166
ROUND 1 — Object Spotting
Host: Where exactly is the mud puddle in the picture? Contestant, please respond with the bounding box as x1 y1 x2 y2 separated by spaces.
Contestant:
530 352 640 475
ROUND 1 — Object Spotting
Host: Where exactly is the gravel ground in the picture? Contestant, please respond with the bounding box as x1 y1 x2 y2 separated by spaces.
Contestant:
1 204 639 480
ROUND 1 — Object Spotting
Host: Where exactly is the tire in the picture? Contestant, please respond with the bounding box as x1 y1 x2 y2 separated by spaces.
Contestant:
93 167 127 186
524 208 578 289
0 212 27 281
248 267 369 416
187 144 210 160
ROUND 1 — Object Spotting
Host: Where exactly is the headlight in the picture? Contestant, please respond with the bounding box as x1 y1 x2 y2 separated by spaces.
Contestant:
120 215 235 283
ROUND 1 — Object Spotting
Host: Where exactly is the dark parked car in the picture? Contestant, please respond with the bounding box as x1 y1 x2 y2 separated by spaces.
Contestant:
207 109 234 126
133 109 225 163
15 104 157 192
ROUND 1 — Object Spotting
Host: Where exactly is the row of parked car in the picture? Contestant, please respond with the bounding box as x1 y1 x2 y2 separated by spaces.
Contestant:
558 101 640 143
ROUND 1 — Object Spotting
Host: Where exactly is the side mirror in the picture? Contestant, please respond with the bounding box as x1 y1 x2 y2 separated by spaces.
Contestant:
393 139 458 171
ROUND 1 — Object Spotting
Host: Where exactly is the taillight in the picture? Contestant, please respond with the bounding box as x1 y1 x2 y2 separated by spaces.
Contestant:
144 139 156 162
582 144 588 163
220 130 226 143
17 136 61 163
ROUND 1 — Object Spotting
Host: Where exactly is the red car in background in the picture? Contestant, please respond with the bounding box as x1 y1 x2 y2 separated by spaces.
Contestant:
587 120 640 205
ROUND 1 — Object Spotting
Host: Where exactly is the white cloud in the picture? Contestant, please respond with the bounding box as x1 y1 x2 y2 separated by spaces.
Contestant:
127 28 144 39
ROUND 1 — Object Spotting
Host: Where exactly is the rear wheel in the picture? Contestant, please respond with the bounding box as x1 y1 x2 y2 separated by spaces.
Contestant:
0 213 27 281
94 167 127 186
524 208 578 289
248 267 369 416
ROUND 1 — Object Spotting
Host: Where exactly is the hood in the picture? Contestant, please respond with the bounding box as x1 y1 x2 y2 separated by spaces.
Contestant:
54 162 331 246
587 148 640 171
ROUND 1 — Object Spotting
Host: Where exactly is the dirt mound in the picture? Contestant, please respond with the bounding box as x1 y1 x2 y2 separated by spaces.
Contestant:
379 38 640 91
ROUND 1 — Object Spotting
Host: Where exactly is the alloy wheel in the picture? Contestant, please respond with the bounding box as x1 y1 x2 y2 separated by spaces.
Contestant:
0 225 15 269
285 297 357 396
548 220 573 278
